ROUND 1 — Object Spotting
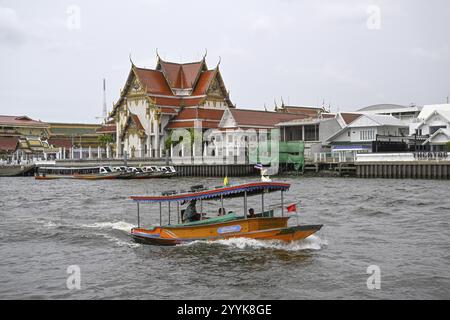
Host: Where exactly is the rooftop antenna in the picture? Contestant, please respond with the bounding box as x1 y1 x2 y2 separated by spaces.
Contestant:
95 78 108 122
102 78 107 119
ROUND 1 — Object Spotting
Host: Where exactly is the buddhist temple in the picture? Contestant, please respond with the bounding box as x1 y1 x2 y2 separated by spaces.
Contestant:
110 53 233 158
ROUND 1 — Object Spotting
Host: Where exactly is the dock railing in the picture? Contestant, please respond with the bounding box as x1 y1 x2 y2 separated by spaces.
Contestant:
312 152 357 163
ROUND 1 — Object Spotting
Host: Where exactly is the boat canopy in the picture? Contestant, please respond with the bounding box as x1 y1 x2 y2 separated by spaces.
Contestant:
130 182 290 203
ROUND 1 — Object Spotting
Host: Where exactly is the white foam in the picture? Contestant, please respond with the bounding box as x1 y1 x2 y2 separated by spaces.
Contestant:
100 233 141 248
81 221 135 233
183 235 327 251
43 221 59 228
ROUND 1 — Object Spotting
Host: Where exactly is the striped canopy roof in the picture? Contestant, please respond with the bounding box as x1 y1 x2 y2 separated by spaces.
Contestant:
130 182 290 203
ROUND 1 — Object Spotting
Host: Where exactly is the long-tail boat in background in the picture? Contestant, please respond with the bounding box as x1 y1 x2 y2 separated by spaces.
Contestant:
129 181 322 246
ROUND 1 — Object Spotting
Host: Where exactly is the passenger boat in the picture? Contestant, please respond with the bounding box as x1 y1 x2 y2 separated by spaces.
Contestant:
142 166 177 178
35 166 123 180
130 181 322 246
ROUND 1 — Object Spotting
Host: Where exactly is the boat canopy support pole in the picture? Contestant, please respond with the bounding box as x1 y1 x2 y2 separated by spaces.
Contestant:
177 202 180 224
244 190 248 219
137 202 140 228
262 190 265 217
281 190 284 217
168 202 171 225
220 195 224 215
200 199 203 220
159 202 162 226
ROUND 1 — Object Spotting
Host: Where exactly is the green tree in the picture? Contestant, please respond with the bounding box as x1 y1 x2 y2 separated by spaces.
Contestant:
98 134 114 147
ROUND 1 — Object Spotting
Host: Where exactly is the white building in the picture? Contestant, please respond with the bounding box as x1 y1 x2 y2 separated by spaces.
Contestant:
326 114 409 153
409 104 450 151
357 104 422 123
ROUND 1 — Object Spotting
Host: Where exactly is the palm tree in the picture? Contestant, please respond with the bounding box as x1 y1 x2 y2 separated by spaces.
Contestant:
98 134 114 147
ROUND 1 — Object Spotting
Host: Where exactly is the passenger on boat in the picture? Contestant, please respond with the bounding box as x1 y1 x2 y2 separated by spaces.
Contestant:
218 207 226 216
184 200 201 222
248 208 256 218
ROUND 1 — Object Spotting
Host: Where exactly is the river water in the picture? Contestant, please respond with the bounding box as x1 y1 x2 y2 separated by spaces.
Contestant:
0 176 449 299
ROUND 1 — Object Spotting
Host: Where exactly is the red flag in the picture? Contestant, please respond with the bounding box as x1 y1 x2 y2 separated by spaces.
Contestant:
286 203 297 213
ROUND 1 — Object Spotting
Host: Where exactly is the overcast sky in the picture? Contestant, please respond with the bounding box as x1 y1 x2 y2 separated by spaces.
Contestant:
1 0 449 123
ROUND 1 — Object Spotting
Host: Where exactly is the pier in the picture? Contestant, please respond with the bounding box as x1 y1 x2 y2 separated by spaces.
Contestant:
355 153 450 179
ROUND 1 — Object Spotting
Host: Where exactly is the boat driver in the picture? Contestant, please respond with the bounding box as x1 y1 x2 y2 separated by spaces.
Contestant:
248 208 256 218
184 200 201 222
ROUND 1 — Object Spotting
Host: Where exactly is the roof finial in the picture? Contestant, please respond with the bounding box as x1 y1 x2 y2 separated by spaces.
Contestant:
281 96 285 107
274 98 278 109
129 53 135 67
217 56 221 68
203 48 207 60
156 48 161 61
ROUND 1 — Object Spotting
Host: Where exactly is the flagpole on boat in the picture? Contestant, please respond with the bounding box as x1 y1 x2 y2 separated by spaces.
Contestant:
281 190 284 217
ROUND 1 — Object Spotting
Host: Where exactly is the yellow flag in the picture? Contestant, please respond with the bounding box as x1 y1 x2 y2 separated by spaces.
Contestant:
223 176 229 186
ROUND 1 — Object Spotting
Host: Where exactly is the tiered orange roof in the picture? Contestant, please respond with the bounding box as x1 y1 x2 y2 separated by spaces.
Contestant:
167 107 224 129
111 56 232 118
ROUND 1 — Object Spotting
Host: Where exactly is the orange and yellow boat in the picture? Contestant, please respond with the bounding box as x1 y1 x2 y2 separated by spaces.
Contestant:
130 181 322 246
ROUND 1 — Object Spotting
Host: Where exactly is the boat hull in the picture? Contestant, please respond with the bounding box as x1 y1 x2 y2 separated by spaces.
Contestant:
131 225 322 246
35 172 122 180
130 217 322 246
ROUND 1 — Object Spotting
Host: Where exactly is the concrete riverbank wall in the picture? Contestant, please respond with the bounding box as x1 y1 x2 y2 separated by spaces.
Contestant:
355 162 450 179
42 159 258 177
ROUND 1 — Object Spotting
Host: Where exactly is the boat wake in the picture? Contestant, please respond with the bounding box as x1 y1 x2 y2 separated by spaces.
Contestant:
183 235 327 251
80 221 135 233
78 221 140 248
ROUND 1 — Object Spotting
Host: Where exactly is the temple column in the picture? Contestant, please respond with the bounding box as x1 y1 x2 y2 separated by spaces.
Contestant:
147 136 151 158
106 145 110 158
88 146 92 159
155 120 160 158
115 122 120 158
71 148 74 159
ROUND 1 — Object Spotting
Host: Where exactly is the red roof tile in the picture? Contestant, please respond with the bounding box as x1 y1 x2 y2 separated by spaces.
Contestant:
167 120 220 129
48 138 73 149
150 96 205 107
277 106 325 118
173 108 224 121
0 115 48 127
191 70 215 95
130 114 145 131
159 61 203 89
340 113 362 125
229 109 306 128
0 136 19 152
134 68 173 95
96 124 117 134
159 107 178 114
